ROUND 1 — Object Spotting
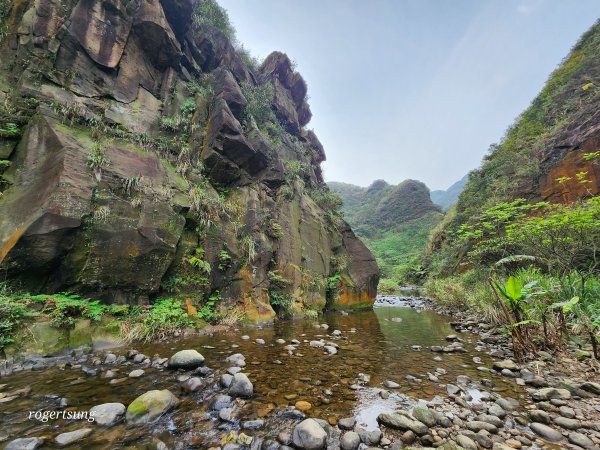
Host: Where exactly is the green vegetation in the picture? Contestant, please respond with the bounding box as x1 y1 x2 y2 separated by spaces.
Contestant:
87 141 110 181
426 197 600 359
192 0 235 40
240 81 275 130
122 298 194 342
0 288 222 348
0 0 9 41
330 180 443 292
0 290 38 349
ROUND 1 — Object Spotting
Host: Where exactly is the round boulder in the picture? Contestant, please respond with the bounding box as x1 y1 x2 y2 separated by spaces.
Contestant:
125 389 179 424
292 418 327 450
89 402 126 427
228 373 253 398
168 350 205 370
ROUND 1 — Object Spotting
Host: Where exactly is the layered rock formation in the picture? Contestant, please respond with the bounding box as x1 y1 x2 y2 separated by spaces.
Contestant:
0 0 378 316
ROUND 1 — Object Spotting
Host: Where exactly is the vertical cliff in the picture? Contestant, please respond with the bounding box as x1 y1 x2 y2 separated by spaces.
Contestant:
0 0 379 317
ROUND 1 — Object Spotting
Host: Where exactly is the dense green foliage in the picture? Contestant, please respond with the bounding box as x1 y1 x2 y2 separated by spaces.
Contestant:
193 0 235 40
0 289 221 349
0 293 37 349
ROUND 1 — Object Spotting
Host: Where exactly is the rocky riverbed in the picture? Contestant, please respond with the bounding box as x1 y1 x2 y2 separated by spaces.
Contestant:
1 301 599 449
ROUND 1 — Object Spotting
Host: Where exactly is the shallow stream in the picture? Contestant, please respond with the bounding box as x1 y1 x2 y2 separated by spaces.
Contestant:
0 303 523 448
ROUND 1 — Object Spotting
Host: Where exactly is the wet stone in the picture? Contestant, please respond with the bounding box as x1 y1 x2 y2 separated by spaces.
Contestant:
89 403 125 427
4 437 44 450
55 428 93 446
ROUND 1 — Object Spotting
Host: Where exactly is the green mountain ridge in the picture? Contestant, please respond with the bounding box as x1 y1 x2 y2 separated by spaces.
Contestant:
329 179 443 288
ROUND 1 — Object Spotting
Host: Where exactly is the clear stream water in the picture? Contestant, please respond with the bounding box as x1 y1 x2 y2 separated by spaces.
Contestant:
0 304 522 448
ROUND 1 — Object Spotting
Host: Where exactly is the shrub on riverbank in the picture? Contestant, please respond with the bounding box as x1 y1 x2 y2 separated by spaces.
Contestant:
426 267 600 359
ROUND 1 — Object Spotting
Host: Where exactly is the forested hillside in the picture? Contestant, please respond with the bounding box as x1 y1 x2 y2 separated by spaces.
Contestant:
329 180 442 291
426 19 600 359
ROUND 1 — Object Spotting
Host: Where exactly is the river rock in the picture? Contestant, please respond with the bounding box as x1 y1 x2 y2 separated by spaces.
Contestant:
580 381 600 395
125 390 179 424
529 422 563 442
295 400 312 411
324 345 338 355
4 438 44 450
477 414 504 428
383 380 400 388
228 373 253 397
553 416 581 430
446 384 460 395
89 403 126 426
243 419 265 430
532 387 571 401
359 429 382 445
182 377 203 393
128 369 144 378
212 394 233 410
377 411 428 435
488 403 506 418
466 421 498 433
55 428 93 446
338 417 356 430
219 407 235 422
412 406 438 427
226 353 246 367
558 405 575 418
221 374 233 387
568 432 594 448
168 350 205 369
292 418 327 449
340 431 360 450
493 360 519 371
456 434 478 450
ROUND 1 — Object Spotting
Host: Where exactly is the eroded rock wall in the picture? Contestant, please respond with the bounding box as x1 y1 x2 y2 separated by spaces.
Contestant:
0 0 379 315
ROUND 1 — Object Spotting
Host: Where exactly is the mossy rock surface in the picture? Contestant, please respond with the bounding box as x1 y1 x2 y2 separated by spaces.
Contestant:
125 390 179 424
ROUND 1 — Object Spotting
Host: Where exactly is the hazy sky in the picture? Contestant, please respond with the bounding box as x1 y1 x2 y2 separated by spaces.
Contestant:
220 0 600 190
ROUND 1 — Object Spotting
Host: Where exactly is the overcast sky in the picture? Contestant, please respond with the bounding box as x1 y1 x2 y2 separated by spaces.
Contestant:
219 0 600 190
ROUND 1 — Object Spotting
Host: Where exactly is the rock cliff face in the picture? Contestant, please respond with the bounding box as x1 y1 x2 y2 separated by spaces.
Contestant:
0 0 378 316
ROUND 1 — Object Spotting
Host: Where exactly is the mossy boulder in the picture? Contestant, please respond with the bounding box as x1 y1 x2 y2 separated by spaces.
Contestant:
125 390 179 424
